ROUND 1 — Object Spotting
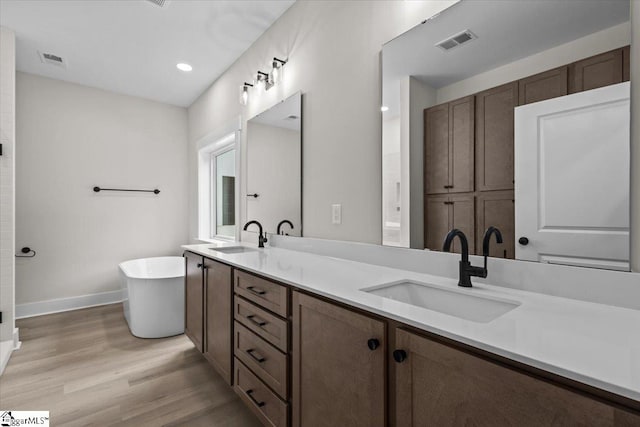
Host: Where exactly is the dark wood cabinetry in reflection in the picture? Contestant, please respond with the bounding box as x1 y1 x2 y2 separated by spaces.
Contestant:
569 49 624 93
476 190 515 259
424 96 474 195
425 194 475 254
476 81 518 192
518 66 568 106
423 46 630 256
292 291 386 427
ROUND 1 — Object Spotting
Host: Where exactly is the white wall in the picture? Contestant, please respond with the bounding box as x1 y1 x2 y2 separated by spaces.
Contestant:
406 77 437 249
15 73 188 309
246 122 301 235
188 1 458 245
437 22 631 103
0 27 16 348
632 1 640 272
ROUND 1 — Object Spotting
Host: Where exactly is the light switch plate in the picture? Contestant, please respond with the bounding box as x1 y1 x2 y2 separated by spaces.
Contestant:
332 204 342 225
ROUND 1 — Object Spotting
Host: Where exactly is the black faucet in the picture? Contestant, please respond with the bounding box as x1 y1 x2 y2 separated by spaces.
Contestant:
276 220 294 235
443 227 504 287
243 220 268 248
482 226 503 270
442 229 486 287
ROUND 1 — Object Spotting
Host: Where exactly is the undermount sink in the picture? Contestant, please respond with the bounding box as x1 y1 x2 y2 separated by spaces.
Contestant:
208 246 258 254
362 280 520 323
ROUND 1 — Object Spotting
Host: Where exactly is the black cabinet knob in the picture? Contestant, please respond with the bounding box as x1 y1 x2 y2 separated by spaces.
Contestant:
393 349 407 363
518 237 529 246
197 263 203 268
367 338 380 351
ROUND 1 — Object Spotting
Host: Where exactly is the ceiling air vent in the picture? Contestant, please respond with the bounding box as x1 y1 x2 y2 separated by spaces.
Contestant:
38 51 66 68
145 0 170 7
435 30 477 51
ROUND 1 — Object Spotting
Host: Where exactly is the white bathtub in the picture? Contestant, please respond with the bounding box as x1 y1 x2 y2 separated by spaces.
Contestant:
119 256 185 338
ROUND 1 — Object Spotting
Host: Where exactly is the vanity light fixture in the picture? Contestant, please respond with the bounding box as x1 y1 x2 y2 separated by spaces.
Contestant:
256 71 271 90
176 63 193 72
270 57 287 84
240 82 253 105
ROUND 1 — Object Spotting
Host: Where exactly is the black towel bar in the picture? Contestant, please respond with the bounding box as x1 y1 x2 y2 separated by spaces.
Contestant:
93 186 160 194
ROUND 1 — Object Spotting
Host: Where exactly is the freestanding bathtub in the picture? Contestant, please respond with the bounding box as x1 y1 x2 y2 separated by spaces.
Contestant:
119 256 185 338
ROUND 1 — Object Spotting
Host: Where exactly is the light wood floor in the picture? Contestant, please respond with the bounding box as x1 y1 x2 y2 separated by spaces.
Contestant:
0 304 262 427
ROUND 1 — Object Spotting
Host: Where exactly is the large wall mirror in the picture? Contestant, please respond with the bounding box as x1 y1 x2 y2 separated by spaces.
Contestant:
246 92 302 236
382 0 631 270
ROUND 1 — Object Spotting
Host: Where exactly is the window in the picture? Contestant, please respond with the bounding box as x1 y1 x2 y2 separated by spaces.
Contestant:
212 148 236 238
198 130 239 241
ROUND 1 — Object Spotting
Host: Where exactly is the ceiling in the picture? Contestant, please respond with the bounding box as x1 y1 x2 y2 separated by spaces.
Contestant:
382 0 630 114
0 0 295 107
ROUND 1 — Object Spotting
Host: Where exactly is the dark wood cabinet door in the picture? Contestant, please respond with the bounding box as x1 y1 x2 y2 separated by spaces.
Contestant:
394 328 636 426
623 45 630 82
424 195 450 251
476 190 514 259
449 96 475 193
450 194 475 254
569 48 623 93
184 252 204 352
292 292 385 427
204 258 233 385
424 104 450 195
518 66 568 105
476 82 517 191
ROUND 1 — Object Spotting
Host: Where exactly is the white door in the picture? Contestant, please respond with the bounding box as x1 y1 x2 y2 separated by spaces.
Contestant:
514 82 630 271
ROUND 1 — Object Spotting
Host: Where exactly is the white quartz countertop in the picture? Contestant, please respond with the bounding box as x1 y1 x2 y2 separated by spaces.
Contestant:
182 242 640 403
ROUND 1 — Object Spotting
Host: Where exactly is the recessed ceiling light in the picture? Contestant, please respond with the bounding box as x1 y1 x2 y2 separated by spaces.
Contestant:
176 63 192 72
381 106 389 112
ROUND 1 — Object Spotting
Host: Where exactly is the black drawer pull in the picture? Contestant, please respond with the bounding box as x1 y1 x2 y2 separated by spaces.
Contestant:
246 315 267 327
246 348 266 363
246 389 265 407
247 286 266 295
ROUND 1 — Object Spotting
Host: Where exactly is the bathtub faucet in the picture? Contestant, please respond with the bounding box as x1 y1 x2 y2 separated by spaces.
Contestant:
243 220 267 248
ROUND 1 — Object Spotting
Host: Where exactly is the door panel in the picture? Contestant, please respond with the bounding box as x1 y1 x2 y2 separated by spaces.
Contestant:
204 258 233 384
450 194 475 254
477 191 514 259
518 67 568 105
449 96 475 193
292 292 385 427
425 195 450 251
394 328 624 426
515 82 630 270
184 252 204 352
424 104 450 195
476 82 517 191
569 49 623 93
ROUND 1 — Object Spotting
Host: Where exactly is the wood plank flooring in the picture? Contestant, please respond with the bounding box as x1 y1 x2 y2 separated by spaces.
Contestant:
0 304 262 427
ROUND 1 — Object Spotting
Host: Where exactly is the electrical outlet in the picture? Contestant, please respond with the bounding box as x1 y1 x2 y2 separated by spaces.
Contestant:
331 204 342 225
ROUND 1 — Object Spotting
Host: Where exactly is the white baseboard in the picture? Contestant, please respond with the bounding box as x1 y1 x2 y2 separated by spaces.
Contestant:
16 290 124 319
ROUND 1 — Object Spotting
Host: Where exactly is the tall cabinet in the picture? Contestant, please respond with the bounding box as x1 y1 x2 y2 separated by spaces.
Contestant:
423 46 630 259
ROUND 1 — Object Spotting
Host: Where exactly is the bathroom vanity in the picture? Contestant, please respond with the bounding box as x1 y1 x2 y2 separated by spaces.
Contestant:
182 241 640 426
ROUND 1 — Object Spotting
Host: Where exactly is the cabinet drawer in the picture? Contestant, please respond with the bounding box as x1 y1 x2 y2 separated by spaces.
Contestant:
235 270 289 317
234 321 288 399
235 359 288 427
235 297 288 352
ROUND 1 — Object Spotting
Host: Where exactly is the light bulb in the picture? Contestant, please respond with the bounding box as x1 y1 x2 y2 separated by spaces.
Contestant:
242 88 248 105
